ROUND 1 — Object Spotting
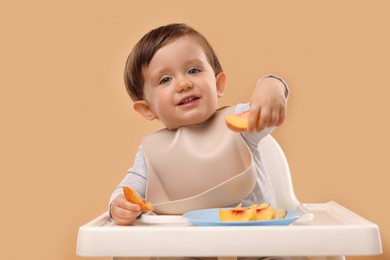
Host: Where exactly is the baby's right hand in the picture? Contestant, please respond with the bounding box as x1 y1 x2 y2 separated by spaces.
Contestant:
110 194 142 225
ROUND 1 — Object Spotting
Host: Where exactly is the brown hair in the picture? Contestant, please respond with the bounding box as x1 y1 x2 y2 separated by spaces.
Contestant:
124 23 223 101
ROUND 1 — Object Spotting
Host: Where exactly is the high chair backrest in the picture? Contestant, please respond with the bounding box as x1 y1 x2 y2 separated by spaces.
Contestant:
258 135 300 209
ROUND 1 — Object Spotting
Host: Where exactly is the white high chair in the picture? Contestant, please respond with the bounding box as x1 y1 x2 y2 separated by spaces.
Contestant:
77 135 382 260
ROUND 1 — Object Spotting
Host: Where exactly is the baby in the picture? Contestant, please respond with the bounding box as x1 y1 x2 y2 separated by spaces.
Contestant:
110 23 288 226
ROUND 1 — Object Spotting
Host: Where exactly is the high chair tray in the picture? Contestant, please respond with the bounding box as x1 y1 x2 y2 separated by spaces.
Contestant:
77 201 382 257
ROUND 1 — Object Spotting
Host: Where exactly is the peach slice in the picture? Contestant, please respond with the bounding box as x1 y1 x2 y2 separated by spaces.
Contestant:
219 203 288 222
255 207 276 221
274 209 287 219
219 204 256 222
123 186 153 212
225 111 249 132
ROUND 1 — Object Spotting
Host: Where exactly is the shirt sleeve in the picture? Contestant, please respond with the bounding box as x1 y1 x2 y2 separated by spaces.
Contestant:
108 146 148 220
259 74 290 99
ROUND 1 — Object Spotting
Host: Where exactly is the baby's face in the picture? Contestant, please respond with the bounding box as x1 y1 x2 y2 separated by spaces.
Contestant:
141 36 224 129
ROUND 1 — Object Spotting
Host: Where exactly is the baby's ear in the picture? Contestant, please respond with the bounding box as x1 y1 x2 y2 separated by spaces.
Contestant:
133 100 156 121
216 72 227 97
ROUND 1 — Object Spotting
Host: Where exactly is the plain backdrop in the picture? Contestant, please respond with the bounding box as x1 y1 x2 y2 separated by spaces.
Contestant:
1 1 388 259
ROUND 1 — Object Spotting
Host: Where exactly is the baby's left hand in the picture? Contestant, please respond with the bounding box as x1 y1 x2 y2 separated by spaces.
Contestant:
247 76 287 132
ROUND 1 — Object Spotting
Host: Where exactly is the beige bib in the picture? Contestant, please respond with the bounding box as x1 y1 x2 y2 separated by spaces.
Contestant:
142 106 257 215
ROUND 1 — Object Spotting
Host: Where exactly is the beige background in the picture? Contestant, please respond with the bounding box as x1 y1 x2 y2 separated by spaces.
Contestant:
1 1 388 259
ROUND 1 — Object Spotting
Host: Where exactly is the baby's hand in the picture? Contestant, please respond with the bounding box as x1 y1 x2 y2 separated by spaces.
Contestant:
247 77 287 132
110 194 142 225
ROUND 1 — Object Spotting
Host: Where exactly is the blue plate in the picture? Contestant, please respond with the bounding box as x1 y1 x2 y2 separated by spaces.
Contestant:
182 208 302 226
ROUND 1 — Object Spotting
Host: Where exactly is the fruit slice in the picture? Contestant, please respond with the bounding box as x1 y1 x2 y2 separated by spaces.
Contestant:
218 202 288 222
219 205 255 222
274 209 287 219
225 111 249 132
255 207 275 221
123 186 153 212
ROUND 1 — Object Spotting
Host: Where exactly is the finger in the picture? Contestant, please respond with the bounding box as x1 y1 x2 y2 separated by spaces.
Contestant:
113 214 137 226
116 207 141 219
112 200 141 217
120 201 141 212
275 107 286 126
256 109 270 132
247 106 260 133
112 206 142 225
268 109 280 127
115 195 142 211
115 207 132 219
114 218 131 226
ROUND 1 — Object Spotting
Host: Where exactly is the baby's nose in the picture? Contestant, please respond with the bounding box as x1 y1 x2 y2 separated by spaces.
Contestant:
175 79 193 93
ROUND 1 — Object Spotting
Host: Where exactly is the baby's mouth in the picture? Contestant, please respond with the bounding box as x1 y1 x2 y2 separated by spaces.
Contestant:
177 96 200 106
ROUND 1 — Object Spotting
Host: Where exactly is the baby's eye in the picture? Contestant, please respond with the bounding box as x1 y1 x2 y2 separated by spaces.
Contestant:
188 68 201 75
159 76 172 85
